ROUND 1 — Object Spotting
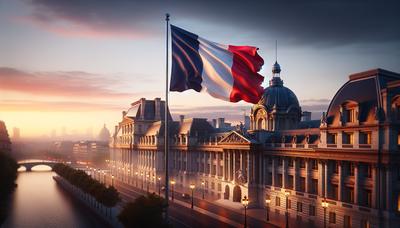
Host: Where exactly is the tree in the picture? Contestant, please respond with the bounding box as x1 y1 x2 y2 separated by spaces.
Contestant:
0 151 19 225
118 193 169 228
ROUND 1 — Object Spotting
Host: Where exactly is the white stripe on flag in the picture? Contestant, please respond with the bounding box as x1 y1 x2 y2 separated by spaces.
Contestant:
197 37 234 101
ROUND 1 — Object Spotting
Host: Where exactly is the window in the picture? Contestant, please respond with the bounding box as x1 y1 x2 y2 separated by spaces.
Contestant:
329 212 336 224
334 161 339 174
288 175 294 189
299 177 306 192
211 182 215 190
299 159 306 169
344 215 351 228
218 183 222 191
343 132 354 144
277 174 283 187
297 202 303 212
311 179 318 194
288 199 292 209
365 189 372 207
344 108 356 123
327 133 337 144
360 132 372 145
332 185 338 200
288 158 294 167
309 205 316 216
367 165 372 178
276 197 281 206
349 162 355 176
348 187 354 203
311 159 318 170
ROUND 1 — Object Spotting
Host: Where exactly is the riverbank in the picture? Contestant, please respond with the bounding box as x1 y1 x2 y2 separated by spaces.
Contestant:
53 175 122 227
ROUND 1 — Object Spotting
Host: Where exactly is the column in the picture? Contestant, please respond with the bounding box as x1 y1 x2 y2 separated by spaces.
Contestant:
324 161 329 198
232 151 236 181
318 160 324 197
240 152 243 171
305 159 309 193
338 161 343 201
216 152 220 177
227 150 231 181
247 152 251 183
386 167 392 210
354 163 359 204
293 158 298 191
372 165 377 208
282 157 287 189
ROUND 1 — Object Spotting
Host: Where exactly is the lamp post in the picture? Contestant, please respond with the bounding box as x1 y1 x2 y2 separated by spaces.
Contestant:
190 184 195 209
146 174 150 192
111 175 114 186
170 180 175 201
285 191 290 228
158 177 161 196
321 199 329 228
242 196 249 228
201 181 205 199
265 198 271 222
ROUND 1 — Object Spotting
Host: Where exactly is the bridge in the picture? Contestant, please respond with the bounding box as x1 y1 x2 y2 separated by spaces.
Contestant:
18 160 59 171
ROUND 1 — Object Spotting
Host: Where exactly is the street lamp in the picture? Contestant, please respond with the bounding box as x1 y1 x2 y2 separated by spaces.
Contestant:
201 181 205 199
146 174 150 192
170 180 176 201
285 191 290 228
242 196 249 228
135 172 138 187
190 184 195 209
265 198 271 222
321 199 329 228
111 175 114 186
158 177 161 196
140 172 144 189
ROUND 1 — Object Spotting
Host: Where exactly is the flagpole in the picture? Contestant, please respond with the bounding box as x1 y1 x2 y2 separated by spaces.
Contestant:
164 13 170 223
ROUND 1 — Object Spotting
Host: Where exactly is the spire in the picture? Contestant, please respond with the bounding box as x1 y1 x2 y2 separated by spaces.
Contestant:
272 40 281 77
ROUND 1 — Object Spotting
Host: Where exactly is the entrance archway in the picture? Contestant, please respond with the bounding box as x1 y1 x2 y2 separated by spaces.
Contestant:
233 185 242 202
224 185 230 200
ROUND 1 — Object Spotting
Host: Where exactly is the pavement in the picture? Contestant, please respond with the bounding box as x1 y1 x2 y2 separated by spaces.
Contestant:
106 175 283 228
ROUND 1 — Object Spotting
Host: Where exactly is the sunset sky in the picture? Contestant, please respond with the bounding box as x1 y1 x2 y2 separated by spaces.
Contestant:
1 0 399 139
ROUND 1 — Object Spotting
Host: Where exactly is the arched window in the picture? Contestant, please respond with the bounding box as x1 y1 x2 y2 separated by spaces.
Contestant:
257 118 264 130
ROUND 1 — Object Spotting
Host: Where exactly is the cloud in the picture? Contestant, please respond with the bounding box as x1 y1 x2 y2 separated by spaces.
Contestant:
0 99 122 112
0 67 135 98
22 0 400 46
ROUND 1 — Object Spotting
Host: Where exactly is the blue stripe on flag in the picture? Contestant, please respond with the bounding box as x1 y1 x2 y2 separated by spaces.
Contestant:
170 25 203 92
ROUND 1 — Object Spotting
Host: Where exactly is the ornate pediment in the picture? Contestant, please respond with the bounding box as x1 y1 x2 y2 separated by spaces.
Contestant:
218 131 251 145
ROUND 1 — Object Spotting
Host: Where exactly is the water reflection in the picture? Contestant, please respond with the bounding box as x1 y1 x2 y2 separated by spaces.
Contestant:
3 172 109 228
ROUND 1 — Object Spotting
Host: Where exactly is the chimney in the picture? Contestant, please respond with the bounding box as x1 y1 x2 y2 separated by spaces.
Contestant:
155 98 161 120
179 115 185 124
302 111 312 121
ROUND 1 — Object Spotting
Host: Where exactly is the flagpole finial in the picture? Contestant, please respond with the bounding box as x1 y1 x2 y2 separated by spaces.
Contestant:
166 13 170 21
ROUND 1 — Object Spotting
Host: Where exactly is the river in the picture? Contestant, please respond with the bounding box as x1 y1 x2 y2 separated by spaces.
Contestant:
2 167 109 228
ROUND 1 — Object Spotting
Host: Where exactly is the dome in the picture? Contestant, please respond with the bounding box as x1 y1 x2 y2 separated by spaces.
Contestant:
272 61 281 74
258 77 300 111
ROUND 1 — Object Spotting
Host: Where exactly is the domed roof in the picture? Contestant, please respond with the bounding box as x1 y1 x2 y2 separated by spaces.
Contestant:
258 80 300 110
258 62 300 111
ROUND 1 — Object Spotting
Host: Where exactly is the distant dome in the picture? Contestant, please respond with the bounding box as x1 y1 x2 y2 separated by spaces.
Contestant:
98 124 111 142
258 77 300 111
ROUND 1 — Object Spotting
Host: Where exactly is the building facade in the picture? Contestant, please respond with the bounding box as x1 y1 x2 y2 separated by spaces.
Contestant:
110 65 400 228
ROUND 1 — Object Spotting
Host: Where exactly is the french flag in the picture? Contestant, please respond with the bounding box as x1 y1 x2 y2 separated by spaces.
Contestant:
170 25 264 104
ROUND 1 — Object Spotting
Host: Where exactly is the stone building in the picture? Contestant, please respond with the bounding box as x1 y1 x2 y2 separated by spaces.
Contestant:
110 64 400 228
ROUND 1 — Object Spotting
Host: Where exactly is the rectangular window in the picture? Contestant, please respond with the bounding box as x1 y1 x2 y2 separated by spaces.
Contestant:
288 158 294 167
332 185 338 200
344 215 351 228
311 179 318 194
360 219 371 228
349 162 355 176
218 183 222 191
268 172 272 185
276 197 281 206
288 199 292 209
360 132 372 145
288 175 294 189
329 212 336 224
311 159 318 170
309 205 316 216
299 159 306 169
365 189 372 207
345 109 356 123
277 174 283 187
300 177 306 192
367 165 372 178
297 202 303 212
343 132 354 144
211 182 215 190
327 133 337 144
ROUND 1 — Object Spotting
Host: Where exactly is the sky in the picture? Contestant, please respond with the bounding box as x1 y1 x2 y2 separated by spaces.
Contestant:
0 0 399 139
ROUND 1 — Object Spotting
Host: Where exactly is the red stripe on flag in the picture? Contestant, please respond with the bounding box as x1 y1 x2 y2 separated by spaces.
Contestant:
228 45 264 104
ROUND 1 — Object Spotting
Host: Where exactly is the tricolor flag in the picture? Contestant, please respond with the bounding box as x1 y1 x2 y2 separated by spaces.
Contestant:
170 25 264 104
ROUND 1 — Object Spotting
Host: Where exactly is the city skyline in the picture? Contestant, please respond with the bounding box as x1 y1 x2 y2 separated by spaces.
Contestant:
1 0 399 137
